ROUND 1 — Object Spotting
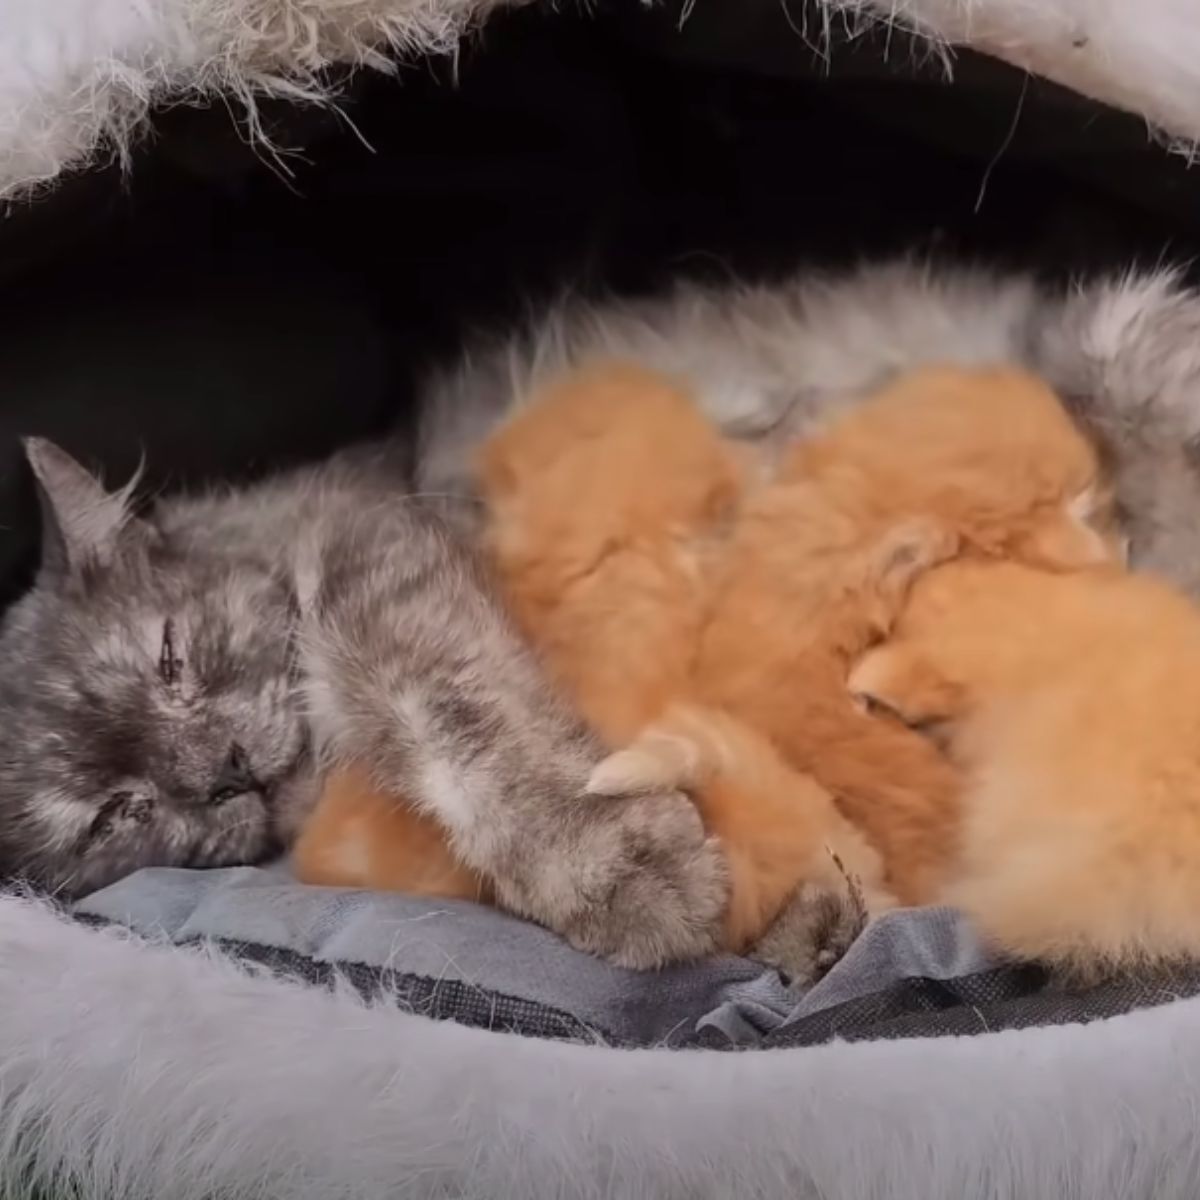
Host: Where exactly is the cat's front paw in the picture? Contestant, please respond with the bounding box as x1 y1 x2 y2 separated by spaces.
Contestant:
561 788 728 970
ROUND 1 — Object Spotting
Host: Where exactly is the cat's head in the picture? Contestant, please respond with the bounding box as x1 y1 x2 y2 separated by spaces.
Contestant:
800 365 1126 571
0 440 311 897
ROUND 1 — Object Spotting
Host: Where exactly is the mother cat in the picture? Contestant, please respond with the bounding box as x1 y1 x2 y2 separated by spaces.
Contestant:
0 440 724 967
3 259 1200 967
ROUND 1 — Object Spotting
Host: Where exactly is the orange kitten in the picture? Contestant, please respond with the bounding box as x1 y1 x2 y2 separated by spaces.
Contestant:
849 557 1200 973
475 361 745 745
603 365 1119 907
585 699 893 952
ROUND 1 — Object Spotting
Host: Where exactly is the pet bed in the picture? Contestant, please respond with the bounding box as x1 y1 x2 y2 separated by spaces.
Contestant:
4 2 1200 1198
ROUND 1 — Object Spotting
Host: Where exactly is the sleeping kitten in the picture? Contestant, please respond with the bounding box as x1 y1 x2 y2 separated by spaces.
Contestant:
849 557 1200 973
0 438 726 968
473 362 743 746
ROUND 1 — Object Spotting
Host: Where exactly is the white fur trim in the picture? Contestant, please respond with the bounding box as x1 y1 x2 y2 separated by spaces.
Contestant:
0 894 1198 1198
1 0 1196 200
0 0 520 199
847 0 1200 153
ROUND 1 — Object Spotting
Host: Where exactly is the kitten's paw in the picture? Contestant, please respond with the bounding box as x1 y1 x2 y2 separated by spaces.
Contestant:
587 704 725 798
561 788 728 970
586 734 697 798
750 877 869 989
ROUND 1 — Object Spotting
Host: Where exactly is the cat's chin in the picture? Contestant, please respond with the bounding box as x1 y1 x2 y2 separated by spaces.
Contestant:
267 765 322 848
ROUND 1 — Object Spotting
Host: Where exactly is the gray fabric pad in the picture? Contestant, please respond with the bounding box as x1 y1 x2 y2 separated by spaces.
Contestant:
76 865 998 1046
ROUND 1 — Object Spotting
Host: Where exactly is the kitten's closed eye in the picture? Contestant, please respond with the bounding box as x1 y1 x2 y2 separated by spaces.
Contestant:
88 804 118 843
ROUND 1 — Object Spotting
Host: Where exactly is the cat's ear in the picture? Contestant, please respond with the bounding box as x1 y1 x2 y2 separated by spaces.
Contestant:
23 438 149 578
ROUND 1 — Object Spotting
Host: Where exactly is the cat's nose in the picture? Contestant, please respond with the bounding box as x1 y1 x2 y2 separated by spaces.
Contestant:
208 742 257 804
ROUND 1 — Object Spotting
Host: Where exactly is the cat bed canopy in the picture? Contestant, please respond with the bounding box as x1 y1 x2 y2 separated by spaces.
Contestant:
4 2 1200 1198
4 0 1200 199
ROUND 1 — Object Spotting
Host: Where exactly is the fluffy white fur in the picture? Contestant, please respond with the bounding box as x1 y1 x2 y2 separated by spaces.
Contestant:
0 0 521 198
847 0 1200 154
1 0 1198 199
0 893 1198 1200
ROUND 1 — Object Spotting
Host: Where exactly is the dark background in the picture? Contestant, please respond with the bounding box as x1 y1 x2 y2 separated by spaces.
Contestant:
1 0 1198 605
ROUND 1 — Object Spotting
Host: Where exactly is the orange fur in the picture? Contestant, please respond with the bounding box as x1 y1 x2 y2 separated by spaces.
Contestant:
686 365 1116 904
587 701 890 949
293 765 489 901
850 558 1200 972
475 365 892 950
475 362 745 744
298 362 1120 962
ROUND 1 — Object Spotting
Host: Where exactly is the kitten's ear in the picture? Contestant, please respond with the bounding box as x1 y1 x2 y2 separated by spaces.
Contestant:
868 519 959 606
23 438 148 577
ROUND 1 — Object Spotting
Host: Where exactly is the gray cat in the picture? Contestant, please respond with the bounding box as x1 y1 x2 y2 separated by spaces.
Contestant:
0 439 726 968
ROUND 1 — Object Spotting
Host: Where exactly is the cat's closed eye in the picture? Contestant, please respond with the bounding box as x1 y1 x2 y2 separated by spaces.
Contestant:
88 796 123 842
159 619 183 686
89 789 153 841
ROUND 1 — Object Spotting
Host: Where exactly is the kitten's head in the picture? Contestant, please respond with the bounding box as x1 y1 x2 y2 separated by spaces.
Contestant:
798 365 1125 571
478 361 743 583
850 556 1128 724
0 440 310 897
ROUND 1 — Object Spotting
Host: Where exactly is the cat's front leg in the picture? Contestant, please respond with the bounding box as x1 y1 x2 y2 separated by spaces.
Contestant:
298 512 728 968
